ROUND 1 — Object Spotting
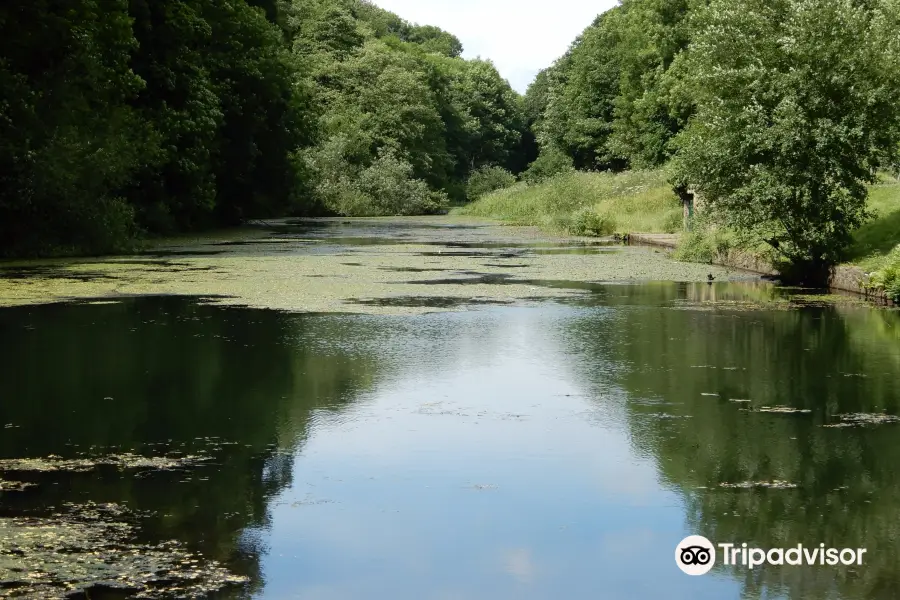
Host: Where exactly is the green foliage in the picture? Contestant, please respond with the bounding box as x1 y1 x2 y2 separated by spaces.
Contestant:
458 170 681 236
522 146 574 184
607 0 693 168
532 0 693 171
405 25 463 58
848 176 900 266
673 224 736 264
304 144 446 216
0 0 525 256
672 0 900 284
355 151 449 216
537 10 624 170
570 207 615 237
868 246 900 302
465 166 516 201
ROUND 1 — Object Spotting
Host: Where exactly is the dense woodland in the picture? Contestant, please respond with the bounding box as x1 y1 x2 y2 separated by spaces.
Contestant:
2 0 900 280
0 0 529 256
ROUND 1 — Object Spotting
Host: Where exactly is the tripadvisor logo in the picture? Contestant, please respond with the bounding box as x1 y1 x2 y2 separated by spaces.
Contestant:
676 535 716 576
675 536 868 575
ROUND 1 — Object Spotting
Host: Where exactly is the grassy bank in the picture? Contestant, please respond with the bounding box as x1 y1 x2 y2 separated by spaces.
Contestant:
455 170 682 236
847 174 900 270
847 175 900 300
459 169 900 299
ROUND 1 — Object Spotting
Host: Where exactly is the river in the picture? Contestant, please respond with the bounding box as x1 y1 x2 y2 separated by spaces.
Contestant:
1 218 899 599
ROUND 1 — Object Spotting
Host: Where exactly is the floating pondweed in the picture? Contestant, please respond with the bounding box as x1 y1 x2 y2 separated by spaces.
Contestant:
0 479 35 493
719 481 798 490
745 406 813 414
0 502 248 599
0 217 740 315
0 453 211 474
822 413 900 428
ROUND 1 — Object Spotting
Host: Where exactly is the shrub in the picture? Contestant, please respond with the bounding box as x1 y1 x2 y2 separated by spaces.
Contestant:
869 245 900 302
522 146 574 184
465 165 516 201
569 207 615 237
357 153 448 215
673 222 735 264
305 145 447 216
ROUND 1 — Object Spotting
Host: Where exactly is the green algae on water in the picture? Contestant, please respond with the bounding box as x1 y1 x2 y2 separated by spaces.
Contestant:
0 453 211 474
0 502 248 599
0 479 35 493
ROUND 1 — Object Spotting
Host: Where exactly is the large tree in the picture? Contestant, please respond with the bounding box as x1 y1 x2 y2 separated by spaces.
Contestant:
672 0 900 283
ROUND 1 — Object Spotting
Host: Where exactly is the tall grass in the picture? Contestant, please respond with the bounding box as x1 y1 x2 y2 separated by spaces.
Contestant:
455 170 682 236
848 174 900 270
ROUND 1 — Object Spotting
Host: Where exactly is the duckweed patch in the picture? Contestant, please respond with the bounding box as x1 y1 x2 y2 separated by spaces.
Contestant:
0 453 212 474
0 502 248 599
0 479 35 493
745 406 812 414
719 481 798 490
0 217 748 314
822 413 900 428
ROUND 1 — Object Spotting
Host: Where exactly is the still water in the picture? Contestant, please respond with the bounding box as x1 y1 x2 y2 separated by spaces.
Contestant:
2 284 900 599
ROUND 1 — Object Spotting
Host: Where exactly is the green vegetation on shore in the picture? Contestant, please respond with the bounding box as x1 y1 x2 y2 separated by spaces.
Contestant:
457 170 681 236
463 169 900 300
0 0 528 257
3 0 900 293
848 176 900 269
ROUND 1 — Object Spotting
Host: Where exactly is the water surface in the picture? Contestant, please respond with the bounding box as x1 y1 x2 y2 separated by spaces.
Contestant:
2 282 900 599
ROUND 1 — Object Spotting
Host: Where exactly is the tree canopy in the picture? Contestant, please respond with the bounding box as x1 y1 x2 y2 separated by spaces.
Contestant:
0 0 525 256
526 0 900 280
4 0 900 279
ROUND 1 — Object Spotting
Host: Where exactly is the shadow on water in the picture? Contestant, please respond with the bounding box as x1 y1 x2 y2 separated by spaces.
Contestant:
378 266 455 273
0 296 388 597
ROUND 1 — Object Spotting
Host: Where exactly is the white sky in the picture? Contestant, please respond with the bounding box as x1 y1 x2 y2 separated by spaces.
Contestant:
370 0 619 93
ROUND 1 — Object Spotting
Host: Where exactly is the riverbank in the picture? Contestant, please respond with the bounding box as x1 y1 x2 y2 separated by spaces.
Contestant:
455 170 681 236
460 170 900 302
628 233 894 304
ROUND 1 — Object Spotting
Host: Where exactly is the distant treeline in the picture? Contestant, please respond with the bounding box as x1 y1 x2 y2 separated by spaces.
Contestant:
0 0 530 256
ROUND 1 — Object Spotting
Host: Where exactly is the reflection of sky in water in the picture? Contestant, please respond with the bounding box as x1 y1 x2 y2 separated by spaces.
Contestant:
257 307 739 600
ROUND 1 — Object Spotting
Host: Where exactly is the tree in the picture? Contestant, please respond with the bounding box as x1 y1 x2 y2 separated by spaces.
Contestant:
406 24 463 58
449 59 526 173
537 11 625 170
124 0 223 232
0 0 151 255
203 0 317 224
672 0 900 284
607 0 693 168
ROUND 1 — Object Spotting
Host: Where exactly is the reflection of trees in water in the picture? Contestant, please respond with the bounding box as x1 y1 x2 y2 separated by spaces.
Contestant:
561 294 900 600
0 296 386 592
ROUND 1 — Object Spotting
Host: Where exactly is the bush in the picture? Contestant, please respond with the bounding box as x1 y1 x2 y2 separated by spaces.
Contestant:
869 245 900 302
302 139 449 217
673 216 736 264
522 146 574 184
465 165 516 201
569 207 615 237
357 153 448 215
308 148 448 217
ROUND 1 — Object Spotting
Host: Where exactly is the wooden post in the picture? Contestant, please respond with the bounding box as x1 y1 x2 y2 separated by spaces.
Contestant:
675 184 695 232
